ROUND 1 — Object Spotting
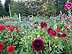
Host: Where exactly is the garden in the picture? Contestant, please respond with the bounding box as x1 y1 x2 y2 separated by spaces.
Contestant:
0 0 72 54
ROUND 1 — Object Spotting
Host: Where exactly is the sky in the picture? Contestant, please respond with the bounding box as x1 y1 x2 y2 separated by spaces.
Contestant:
1 0 5 4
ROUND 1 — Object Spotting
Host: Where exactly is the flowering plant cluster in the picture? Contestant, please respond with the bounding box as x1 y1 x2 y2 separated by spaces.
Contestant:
0 1 72 54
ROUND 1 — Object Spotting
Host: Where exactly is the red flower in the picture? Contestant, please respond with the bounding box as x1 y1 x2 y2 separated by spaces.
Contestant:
50 30 56 37
57 33 61 37
40 22 47 28
0 43 4 51
61 33 66 37
0 25 5 31
56 28 60 32
16 30 19 33
13 26 17 29
60 40 63 41
32 38 44 51
7 45 15 53
6 25 10 28
9 27 14 32
47 27 52 35
34 22 38 24
1 21 4 23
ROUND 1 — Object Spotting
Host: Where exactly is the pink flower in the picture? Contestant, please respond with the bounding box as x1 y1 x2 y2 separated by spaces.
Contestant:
20 27 21 29
66 3 72 8
63 13 65 17
71 19 72 23
32 38 44 51
59 14 62 18
7 36 9 38
67 16 70 22
63 26 67 29
65 22 69 26
64 6 67 10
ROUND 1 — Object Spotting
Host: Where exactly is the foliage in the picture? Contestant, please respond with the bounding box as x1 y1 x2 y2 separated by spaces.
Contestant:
40 2 56 17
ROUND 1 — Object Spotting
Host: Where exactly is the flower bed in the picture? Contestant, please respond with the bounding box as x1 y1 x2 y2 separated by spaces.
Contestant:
0 2 72 54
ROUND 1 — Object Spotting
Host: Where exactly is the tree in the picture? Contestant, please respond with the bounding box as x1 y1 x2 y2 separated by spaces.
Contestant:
4 0 11 16
0 1 4 16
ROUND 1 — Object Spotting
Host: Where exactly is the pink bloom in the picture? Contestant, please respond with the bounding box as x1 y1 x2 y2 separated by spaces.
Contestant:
67 16 70 22
63 13 65 17
20 27 21 29
64 6 67 10
32 38 44 51
63 26 67 29
66 3 72 8
7 36 9 38
65 22 69 26
59 14 62 18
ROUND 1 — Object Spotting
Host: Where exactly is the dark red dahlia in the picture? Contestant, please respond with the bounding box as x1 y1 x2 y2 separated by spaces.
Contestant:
47 27 52 35
57 33 61 37
16 30 19 33
7 45 15 53
0 43 4 51
34 22 38 24
61 33 66 37
6 25 10 28
50 30 56 37
34 26 37 28
9 27 14 32
32 38 44 51
40 22 47 28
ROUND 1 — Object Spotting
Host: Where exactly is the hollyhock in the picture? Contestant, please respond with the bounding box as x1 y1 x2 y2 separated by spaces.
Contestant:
66 3 72 8
20 27 21 29
34 26 37 28
0 43 4 51
6 25 10 28
7 36 9 38
34 22 38 24
67 30 70 32
59 14 62 18
47 27 52 35
63 26 67 29
50 30 56 37
56 28 60 32
63 13 65 17
71 19 72 23
67 16 70 22
7 45 15 53
32 38 44 51
9 27 14 32
40 22 47 28
16 30 19 33
65 22 69 26
61 33 66 37
64 6 67 10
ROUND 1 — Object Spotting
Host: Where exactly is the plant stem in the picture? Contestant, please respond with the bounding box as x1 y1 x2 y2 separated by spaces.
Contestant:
49 40 51 54
11 33 14 43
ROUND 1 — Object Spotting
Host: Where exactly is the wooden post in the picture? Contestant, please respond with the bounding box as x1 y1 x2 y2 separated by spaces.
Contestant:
19 13 21 21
